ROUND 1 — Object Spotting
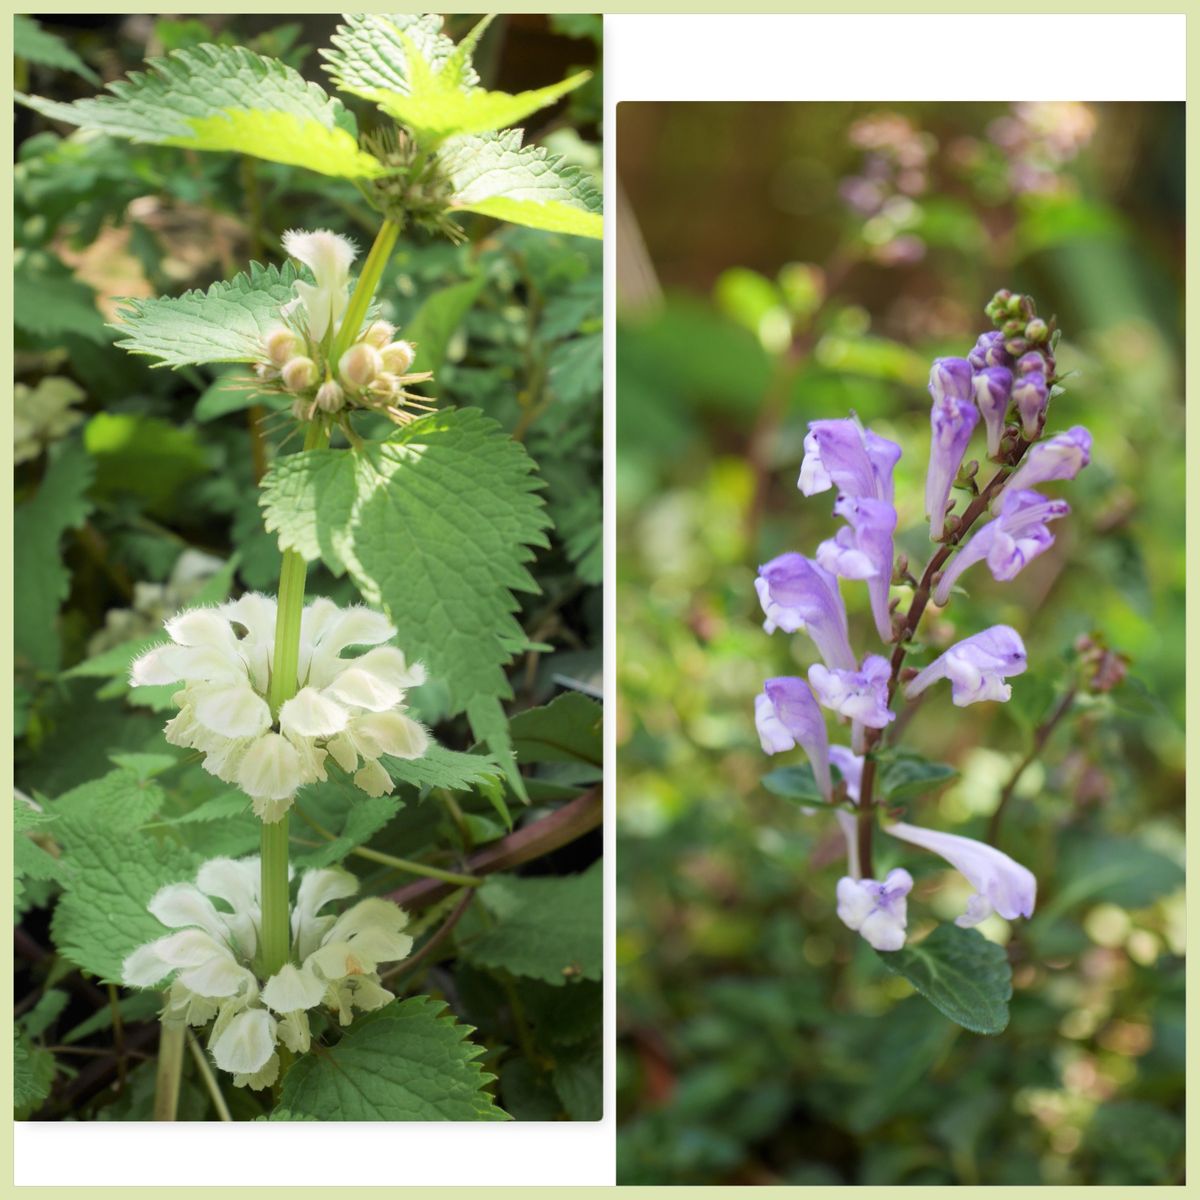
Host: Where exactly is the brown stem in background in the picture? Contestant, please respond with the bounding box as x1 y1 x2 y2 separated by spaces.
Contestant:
987 685 1078 846
382 887 477 984
388 787 600 911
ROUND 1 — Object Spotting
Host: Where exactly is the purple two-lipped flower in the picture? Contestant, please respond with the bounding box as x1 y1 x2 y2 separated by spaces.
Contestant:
1003 426 1091 494
925 357 979 541
755 676 832 800
933 488 1069 605
905 625 1027 706
755 553 855 669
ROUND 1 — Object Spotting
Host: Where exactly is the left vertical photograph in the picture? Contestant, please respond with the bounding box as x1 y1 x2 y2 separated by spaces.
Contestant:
14 12 602 1123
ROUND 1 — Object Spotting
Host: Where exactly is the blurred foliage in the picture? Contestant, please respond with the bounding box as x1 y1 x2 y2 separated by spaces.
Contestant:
14 13 601 1123
616 101 1183 1184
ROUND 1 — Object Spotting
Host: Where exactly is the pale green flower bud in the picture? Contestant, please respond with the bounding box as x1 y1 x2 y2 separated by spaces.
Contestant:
265 326 299 366
315 379 345 414
380 340 416 375
363 320 395 349
338 343 382 391
281 356 318 392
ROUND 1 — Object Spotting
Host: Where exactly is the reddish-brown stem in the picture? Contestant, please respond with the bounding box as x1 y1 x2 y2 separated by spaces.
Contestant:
986 684 1078 845
855 444 1028 877
388 787 601 911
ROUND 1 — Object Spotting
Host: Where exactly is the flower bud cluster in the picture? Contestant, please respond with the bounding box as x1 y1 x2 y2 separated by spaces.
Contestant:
253 229 432 427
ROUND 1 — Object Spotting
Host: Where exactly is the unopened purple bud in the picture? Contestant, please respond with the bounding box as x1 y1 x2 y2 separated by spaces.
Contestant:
1013 371 1048 439
1003 426 1091 493
904 625 1027 706
926 357 979 541
756 677 832 799
973 366 1013 458
968 331 1011 371
1015 351 1046 376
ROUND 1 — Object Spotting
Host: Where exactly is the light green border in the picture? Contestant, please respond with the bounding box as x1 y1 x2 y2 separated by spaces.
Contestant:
5 4 1193 1197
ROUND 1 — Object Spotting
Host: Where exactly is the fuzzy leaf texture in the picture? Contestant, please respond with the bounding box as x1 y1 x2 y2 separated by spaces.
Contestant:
260 407 551 789
278 996 508 1121
465 863 602 986
878 924 1013 1036
325 13 587 145
17 43 385 179
15 442 95 674
113 261 305 369
440 130 603 239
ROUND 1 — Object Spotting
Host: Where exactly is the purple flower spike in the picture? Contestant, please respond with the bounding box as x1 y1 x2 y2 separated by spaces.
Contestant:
816 495 898 643
884 821 1037 926
755 553 856 670
905 625 1027 706
836 868 913 951
809 654 895 729
756 677 832 799
1003 426 1091 494
974 366 1013 459
933 489 1069 605
798 418 901 504
1013 371 1048 439
926 357 980 540
968 331 1011 372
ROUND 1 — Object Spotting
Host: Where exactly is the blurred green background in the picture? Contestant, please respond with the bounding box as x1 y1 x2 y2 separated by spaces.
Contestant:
615 102 1184 1185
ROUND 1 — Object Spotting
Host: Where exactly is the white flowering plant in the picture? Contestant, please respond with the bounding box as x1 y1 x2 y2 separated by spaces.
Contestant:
15 14 602 1125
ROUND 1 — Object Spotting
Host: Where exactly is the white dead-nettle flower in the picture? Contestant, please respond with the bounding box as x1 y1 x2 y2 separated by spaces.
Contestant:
280 228 358 345
123 857 413 1089
130 594 429 821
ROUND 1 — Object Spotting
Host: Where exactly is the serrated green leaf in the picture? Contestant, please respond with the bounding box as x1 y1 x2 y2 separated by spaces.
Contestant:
876 751 958 803
552 1035 603 1120
384 744 505 794
402 276 486 375
14 15 100 84
50 768 167 837
466 863 601 986
280 996 508 1121
14 1028 57 1117
508 692 602 768
170 792 253 824
19 990 70 1041
61 991 162 1046
260 407 550 718
555 487 602 584
15 441 95 674
466 693 526 806
877 924 1012 1035
548 332 602 406
18 43 385 179
441 130 602 239
112 261 303 369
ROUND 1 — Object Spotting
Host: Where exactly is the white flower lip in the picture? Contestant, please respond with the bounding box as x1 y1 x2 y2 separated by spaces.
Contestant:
129 594 429 821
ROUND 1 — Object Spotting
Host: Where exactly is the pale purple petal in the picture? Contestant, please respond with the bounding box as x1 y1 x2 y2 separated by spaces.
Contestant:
756 553 855 669
1013 371 1048 439
904 625 1027 706
933 489 1069 605
828 745 865 803
757 678 832 800
836 868 913 951
798 418 901 504
1003 426 1091 493
816 496 897 643
973 366 1013 459
926 357 980 540
834 810 861 879
809 654 895 729
968 331 1012 372
884 821 1037 924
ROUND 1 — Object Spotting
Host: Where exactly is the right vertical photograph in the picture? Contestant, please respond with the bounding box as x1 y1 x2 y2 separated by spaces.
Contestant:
615 102 1185 1186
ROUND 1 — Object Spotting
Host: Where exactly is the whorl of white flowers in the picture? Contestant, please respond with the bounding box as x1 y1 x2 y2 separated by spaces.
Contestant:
123 857 413 1089
256 228 431 425
130 594 429 822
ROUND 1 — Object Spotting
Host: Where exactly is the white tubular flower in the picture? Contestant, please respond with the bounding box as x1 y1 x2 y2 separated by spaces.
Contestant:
122 857 413 1088
131 594 429 821
281 228 358 345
